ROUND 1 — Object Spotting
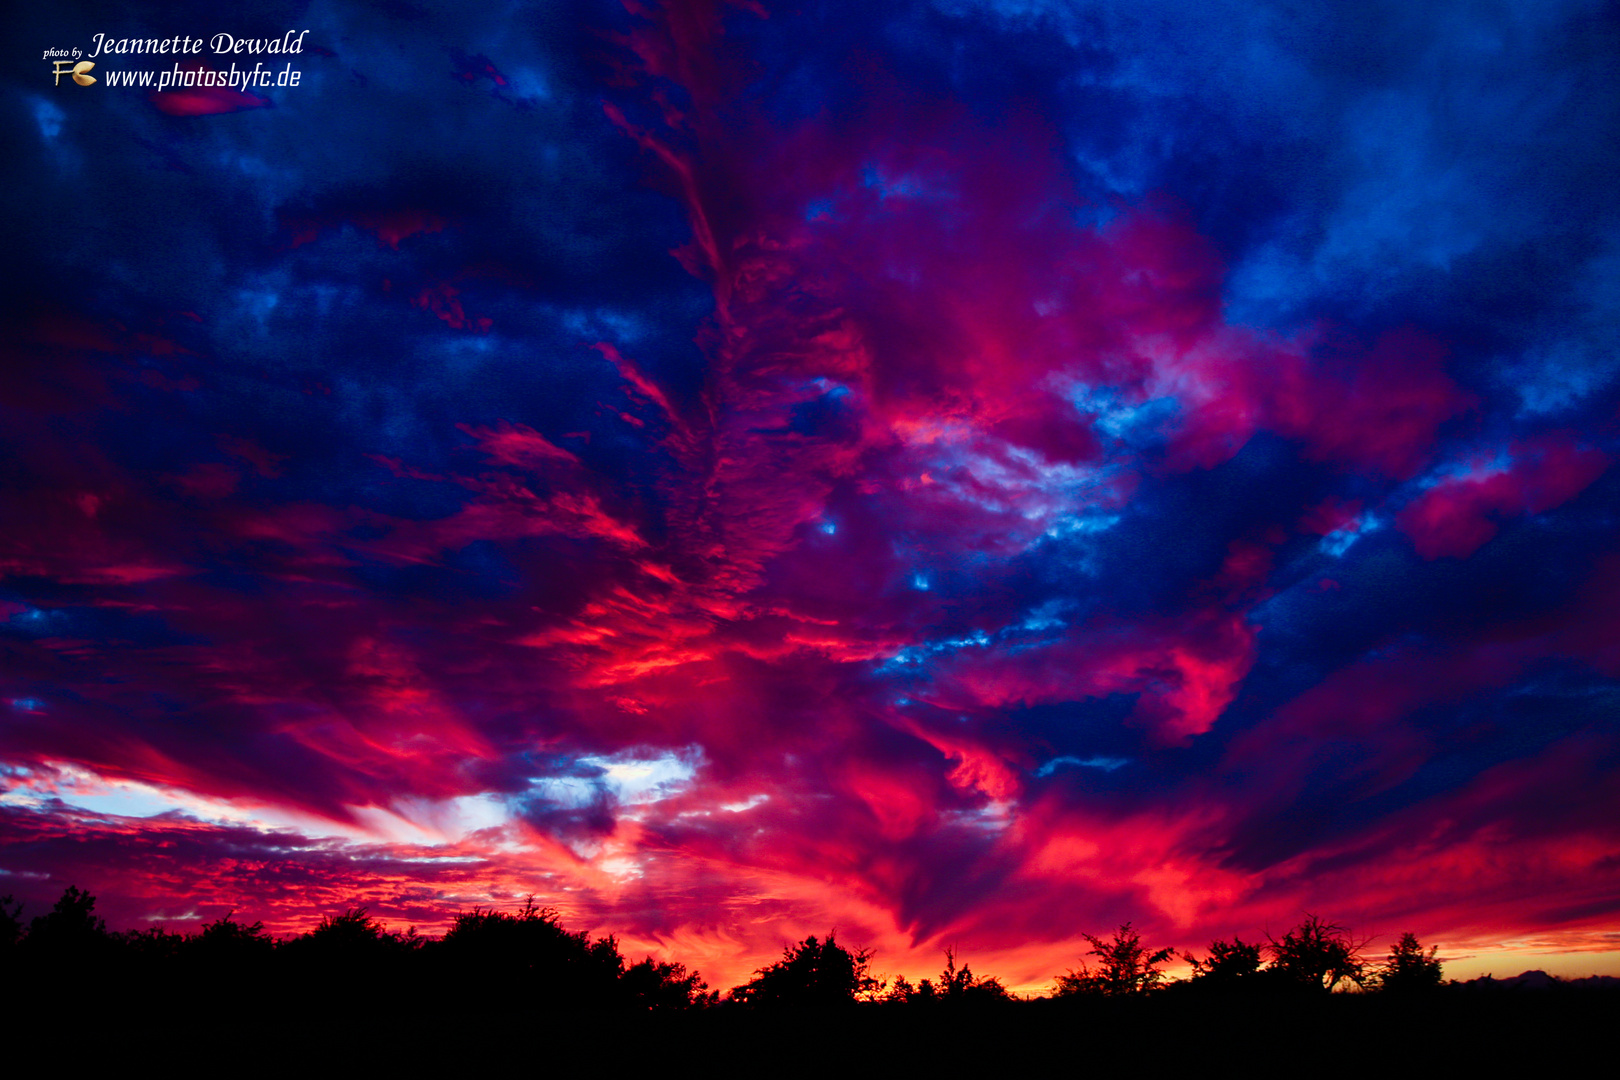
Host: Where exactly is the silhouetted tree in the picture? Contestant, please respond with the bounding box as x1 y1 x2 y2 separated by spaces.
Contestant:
621 956 716 1010
306 907 380 953
281 905 423 988
438 900 625 1007
179 912 280 992
191 913 278 961
1266 915 1367 993
729 933 877 1007
1055 922 1174 997
1184 937 1264 988
1375 932 1442 994
122 924 188 964
311 908 388 948
0 894 22 976
0 895 21 952
24 886 113 961
888 948 1011 1006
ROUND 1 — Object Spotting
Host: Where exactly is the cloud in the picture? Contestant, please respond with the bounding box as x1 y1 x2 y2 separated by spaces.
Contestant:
2 0 1617 987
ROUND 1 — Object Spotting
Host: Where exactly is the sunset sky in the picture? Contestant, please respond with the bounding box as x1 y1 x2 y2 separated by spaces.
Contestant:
5 0 1619 991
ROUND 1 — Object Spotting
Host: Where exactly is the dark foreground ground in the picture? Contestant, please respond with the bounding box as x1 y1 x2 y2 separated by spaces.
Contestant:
14 985 1613 1074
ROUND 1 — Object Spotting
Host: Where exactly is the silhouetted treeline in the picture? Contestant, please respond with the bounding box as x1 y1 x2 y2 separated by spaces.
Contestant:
5 887 1616 1074
5 886 1615 1017
1 887 712 1012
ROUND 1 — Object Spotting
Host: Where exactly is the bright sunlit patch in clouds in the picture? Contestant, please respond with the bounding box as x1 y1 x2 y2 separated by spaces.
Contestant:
410 793 513 837
581 748 701 805
0 762 416 846
373 751 702 842
951 800 1015 833
527 774 601 809
348 795 517 846
0 764 202 820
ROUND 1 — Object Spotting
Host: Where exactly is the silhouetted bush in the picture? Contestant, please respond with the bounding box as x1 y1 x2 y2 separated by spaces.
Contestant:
886 948 1012 1007
1183 937 1264 990
1265 914 1367 993
1055 923 1174 997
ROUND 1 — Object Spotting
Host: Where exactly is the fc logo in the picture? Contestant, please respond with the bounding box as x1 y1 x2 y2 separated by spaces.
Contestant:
52 60 96 86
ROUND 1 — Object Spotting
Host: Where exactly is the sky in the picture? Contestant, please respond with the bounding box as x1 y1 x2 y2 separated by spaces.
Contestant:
4 0 1619 991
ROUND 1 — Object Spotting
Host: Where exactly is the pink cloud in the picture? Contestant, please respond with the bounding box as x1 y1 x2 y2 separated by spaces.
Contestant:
1399 434 1609 559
